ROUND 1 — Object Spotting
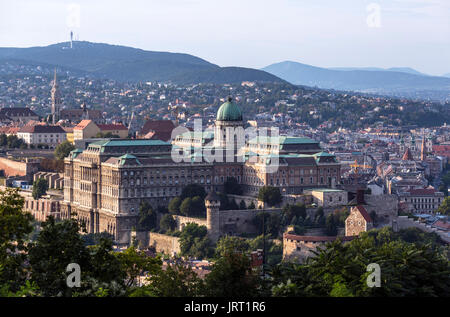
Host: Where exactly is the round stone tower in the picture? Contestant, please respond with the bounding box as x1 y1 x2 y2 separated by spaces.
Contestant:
205 191 221 242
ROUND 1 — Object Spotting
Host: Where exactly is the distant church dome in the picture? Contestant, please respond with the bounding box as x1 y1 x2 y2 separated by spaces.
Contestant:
216 97 242 121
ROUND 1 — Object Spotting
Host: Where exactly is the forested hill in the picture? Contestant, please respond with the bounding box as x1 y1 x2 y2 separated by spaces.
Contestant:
0 41 285 84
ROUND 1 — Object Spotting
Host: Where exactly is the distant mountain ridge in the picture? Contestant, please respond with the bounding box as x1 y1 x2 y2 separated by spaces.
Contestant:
329 66 427 76
262 61 450 101
0 41 284 84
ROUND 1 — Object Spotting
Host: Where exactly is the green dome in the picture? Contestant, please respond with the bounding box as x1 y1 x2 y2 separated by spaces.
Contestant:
216 98 243 121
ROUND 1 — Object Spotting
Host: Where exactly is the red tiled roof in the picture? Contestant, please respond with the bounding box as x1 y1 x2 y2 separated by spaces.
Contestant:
407 188 437 196
355 205 372 223
18 125 66 134
6 127 20 134
283 233 356 242
433 145 450 157
24 120 43 126
97 123 128 131
74 120 94 130
0 107 38 117
433 145 450 151
140 120 175 141
433 221 450 230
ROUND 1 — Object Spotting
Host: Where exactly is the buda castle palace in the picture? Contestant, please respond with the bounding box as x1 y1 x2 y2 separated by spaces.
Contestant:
61 98 341 244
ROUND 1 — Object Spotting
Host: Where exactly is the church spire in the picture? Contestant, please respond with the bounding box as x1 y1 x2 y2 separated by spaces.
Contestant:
420 129 426 161
51 68 61 125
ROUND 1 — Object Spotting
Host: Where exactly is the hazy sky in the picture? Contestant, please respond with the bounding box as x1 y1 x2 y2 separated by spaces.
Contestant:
1 0 449 75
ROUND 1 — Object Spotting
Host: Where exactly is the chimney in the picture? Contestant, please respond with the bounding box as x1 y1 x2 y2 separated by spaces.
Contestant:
356 189 365 205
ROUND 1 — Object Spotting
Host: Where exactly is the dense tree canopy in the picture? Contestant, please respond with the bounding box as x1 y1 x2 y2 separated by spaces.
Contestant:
134 261 204 297
204 248 261 297
224 177 243 195
253 212 282 237
215 236 250 258
0 189 448 298
282 203 307 224
137 201 157 231
32 178 48 200
168 197 182 214
258 186 282 207
179 196 206 218
0 189 33 292
270 227 450 297
179 223 212 259
0 134 26 149
436 196 450 215
159 214 177 233
180 184 206 200
54 140 75 160
28 217 92 296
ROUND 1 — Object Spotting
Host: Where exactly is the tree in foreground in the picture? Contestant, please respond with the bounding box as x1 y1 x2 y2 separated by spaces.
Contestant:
0 189 33 293
205 249 261 297
82 232 115 246
131 261 204 297
270 227 450 297
28 216 134 297
28 217 92 296
115 246 162 288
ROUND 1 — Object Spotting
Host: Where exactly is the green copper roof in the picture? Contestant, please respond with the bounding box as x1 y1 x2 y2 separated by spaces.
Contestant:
216 98 242 121
313 151 335 157
304 188 344 193
70 148 83 159
119 154 137 159
178 131 214 142
281 137 318 144
90 139 170 147
119 153 141 165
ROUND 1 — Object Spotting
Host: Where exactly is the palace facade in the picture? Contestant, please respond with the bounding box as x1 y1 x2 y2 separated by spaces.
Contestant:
62 98 341 244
